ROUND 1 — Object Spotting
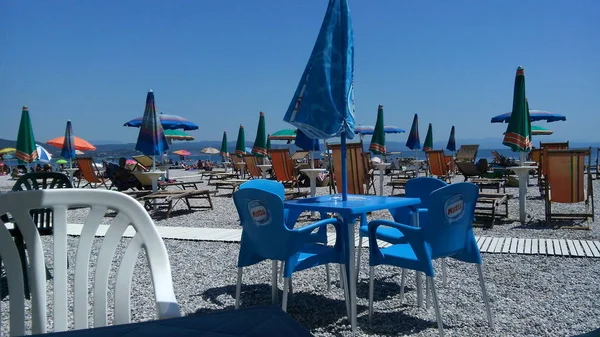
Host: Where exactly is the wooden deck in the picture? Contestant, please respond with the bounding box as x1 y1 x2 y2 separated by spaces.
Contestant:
63 224 600 258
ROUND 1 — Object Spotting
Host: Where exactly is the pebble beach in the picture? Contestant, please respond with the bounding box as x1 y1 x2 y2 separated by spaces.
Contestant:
1 169 599 336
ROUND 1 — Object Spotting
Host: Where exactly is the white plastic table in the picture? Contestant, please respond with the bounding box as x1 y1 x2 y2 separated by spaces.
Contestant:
372 162 391 195
139 171 164 210
510 166 536 223
256 164 272 179
300 168 326 216
63 168 78 187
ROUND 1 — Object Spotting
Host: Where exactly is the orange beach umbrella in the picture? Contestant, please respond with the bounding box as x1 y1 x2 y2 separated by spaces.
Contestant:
46 136 96 151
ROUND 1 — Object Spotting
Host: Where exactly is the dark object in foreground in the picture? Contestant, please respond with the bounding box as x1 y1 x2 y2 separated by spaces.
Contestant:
32 306 314 337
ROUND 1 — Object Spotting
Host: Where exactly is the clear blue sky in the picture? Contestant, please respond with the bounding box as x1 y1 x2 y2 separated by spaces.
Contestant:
1 0 598 145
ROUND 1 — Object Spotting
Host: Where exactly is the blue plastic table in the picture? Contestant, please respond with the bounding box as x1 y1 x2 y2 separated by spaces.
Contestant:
285 194 421 334
32 306 314 337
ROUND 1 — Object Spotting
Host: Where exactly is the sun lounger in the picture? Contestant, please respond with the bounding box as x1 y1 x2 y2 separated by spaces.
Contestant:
138 190 214 219
212 179 249 195
455 144 479 163
471 178 507 193
455 161 484 181
474 192 509 228
387 178 410 196
76 157 110 189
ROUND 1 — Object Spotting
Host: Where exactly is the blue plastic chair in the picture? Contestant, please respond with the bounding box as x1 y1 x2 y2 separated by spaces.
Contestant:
233 180 348 312
356 177 448 280
367 183 493 336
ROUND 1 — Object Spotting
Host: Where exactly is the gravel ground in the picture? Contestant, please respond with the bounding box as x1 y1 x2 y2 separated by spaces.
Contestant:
1 170 599 336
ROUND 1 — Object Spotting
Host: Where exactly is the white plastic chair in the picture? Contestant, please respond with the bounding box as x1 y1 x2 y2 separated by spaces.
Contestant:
0 189 180 336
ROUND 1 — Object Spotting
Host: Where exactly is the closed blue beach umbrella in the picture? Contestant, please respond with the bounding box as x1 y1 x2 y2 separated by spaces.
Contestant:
61 120 76 168
283 0 355 200
135 90 169 169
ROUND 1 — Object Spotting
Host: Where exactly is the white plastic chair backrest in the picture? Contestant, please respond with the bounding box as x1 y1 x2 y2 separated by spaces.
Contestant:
0 189 180 336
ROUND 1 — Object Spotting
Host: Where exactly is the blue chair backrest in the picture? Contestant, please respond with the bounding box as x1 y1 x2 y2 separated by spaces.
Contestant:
422 182 480 262
238 179 285 200
233 182 302 261
393 177 448 225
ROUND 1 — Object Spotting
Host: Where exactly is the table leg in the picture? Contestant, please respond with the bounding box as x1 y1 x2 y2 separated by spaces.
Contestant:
151 177 158 211
379 170 385 196
518 172 527 223
309 177 317 217
342 215 357 334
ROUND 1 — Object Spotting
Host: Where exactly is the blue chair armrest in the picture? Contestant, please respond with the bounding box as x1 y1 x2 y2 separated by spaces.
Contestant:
294 217 341 235
367 220 427 263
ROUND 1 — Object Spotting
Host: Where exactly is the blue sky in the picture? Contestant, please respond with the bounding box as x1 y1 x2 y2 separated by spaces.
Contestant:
1 0 598 145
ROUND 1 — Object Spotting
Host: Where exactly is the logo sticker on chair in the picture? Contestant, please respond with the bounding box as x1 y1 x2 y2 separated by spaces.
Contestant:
444 194 464 223
248 200 270 226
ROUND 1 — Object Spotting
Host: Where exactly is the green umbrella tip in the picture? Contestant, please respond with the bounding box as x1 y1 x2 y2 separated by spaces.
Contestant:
22 105 28 110
240 124 244 128
260 111 264 116
516 66 524 75
378 104 383 109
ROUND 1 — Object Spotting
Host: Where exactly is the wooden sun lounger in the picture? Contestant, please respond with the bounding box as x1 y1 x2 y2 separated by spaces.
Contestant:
203 171 239 182
139 190 214 219
212 179 249 195
159 179 204 190
474 192 510 228
387 178 410 196
471 178 507 193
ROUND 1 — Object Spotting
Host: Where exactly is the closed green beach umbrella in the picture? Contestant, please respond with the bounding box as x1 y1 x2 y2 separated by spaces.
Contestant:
446 125 456 152
423 123 433 151
503 66 532 152
220 131 229 159
266 135 271 150
369 104 386 155
15 105 38 163
235 124 246 157
251 111 267 157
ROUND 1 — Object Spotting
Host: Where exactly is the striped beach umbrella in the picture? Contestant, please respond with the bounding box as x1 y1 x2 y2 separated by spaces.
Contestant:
164 129 195 143
220 131 229 159
235 125 246 157
503 66 532 152
405 114 421 150
60 120 76 168
252 112 267 157
423 123 433 151
369 105 386 155
124 113 199 130
446 125 456 152
135 90 169 168
36 144 53 163
15 105 38 163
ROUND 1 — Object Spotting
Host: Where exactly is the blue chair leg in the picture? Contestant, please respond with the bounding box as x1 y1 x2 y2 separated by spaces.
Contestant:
282 277 292 312
271 261 279 304
428 276 444 336
235 267 243 309
399 268 407 303
356 235 364 282
368 266 375 325
325 264 331 291
477 264 494 328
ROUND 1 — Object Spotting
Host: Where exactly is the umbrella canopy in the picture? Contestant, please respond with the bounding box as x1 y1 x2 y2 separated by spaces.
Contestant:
491 110 566 123
75 150 85 155
369 105 386 155
405 114 421 150
173 149 191 156
0 148 16 155
355 125 405 135
16 106 38 163
531 125 553 135
60 120 76 166
164 129 195 141
201 147 220 155
135 90 170 160
124 113 199 130
36 144 52 163
220 131 229 159
47 135 96 151
423 123 433 151
503 66 532 152
282 0 355 200
295 129 321 151
446 125 456 152
56 159 68 165
252 112 267 157
235 125 246 157
268 129 296 141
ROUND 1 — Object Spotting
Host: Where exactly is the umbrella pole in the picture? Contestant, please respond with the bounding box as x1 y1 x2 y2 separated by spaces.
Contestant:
341 132 348 201
310 150 315 169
